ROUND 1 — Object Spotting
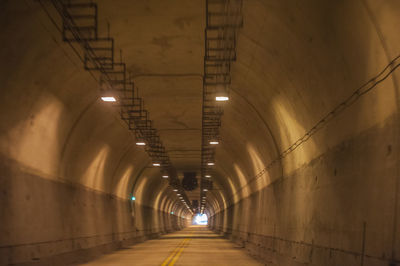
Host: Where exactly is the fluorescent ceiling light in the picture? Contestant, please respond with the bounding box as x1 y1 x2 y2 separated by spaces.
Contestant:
215 96 229 101
136 142 146 146
101 96 116 102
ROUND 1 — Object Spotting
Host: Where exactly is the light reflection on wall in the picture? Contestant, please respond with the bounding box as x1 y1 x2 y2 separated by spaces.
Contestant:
82 145 109 191
1 98 63 178
218 190 227 212
152 184 167 229
233 164 250 198
272 99 304 148
227 177 239 203
159 192 168 213
246 144 269 190
272 100 316 172
114 166 134 233
134 176 148 206
115 166 134 198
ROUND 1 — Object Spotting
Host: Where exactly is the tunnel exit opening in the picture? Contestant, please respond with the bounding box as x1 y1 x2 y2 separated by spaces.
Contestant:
193 213 208 225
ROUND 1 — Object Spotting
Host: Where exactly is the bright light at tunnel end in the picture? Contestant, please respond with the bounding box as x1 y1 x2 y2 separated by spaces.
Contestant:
193 213 208 225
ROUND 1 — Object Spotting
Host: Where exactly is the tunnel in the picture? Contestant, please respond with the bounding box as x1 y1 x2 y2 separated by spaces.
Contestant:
1 0 400 265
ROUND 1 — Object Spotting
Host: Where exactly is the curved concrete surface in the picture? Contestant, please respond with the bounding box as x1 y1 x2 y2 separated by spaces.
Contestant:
1 0 400 265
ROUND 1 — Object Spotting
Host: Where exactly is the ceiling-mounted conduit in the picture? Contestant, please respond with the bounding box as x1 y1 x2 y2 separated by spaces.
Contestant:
44 0 192 214
199 0 243 214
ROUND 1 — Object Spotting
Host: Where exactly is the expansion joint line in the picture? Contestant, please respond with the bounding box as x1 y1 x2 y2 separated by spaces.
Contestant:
229 54 400 201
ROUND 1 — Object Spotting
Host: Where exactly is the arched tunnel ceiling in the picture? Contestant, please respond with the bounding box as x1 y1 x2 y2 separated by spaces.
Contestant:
92 0 400 209
3 1 400 265
98 0 205 176
2 0 400 217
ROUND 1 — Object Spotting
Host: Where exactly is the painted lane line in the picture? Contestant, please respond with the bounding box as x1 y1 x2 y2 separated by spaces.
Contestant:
161 239 188 266
168 238 191 266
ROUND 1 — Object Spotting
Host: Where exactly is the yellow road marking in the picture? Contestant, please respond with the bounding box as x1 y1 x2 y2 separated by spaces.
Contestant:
161 239 188 266
161 234 193 266
168 239 191 266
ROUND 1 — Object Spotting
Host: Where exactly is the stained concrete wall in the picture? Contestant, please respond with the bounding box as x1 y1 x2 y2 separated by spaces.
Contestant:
208 1 400 265
0 2 189 265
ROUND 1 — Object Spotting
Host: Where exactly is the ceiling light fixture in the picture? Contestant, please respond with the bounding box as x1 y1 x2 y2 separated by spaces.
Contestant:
215 86 229 102
216 96 229 101
101 96 116 102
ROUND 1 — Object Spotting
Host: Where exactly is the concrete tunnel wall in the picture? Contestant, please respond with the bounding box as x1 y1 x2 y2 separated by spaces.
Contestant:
206 1 400 265
0 2 190 265
1 0 400 266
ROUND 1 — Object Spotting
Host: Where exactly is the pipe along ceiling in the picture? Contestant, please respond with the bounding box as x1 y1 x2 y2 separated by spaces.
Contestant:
1 0 400 265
